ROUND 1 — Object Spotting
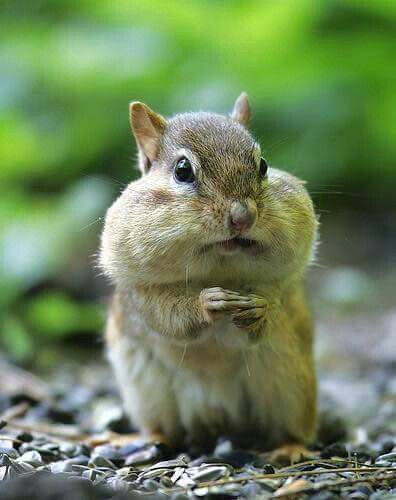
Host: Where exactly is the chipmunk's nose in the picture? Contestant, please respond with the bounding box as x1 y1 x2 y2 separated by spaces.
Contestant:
227 200 257 232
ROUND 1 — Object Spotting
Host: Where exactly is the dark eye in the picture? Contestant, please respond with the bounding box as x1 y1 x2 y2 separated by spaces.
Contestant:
174 157 195 183
259 157 268 177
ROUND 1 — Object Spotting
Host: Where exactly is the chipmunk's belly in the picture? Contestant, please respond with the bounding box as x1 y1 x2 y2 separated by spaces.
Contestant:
110 319 275 441
174 324 250 429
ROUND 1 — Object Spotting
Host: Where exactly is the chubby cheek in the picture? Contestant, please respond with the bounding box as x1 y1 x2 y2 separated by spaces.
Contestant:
138 184 176 207
253 214 291 261
188 198 228 235
269 217 315 271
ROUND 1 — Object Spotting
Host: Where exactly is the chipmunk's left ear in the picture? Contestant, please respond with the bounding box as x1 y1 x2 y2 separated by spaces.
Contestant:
231 92 251 127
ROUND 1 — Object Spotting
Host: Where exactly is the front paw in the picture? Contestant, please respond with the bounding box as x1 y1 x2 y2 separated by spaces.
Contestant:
199 287 252 322
231 294 267 331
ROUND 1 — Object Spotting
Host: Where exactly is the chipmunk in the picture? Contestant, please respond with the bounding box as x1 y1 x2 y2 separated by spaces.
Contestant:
100 93 319 463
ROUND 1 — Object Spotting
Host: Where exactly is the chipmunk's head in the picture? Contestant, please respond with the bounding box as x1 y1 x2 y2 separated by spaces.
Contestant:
100 94 318 286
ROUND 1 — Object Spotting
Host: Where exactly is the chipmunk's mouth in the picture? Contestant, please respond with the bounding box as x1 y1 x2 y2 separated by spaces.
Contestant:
206 237 264 256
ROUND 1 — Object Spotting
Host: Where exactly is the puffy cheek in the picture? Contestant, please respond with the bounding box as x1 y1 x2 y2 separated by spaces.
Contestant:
189 199 227 237
100 208 134 276
268 224 294 264
281 216 317 272
209 204 226 227
254 213 311 271
295 215 318 263
131 204 205 267
99 223 125 280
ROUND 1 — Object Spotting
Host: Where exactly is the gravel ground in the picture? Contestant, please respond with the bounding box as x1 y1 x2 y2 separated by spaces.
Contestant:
0 339 395 499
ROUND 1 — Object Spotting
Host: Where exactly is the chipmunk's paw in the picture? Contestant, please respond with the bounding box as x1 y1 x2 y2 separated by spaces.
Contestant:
231 294 267 330
200 287 252 321
200 287 252 311
269 444 318 465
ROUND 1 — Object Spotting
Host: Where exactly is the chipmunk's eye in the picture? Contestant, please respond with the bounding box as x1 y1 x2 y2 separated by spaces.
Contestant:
174 157 195 183
259 157 268 177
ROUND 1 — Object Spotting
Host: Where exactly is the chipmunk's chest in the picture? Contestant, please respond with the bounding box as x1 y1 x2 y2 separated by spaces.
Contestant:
150 317 261 390
203 316 254 349
157 316 257 368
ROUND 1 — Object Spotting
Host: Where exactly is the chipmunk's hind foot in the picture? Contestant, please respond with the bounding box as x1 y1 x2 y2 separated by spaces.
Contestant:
269 443 318 465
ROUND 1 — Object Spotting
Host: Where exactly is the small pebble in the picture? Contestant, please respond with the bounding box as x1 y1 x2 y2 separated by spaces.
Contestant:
160 475 173 487
118 441 147 456
321 442 348 458
88 455 116 469
176 474 196 489
214 439 233 455
50 460 75 473
190 465 230 482
91 444 124 466
375 459 392 467
170 493 189 500
106 413 133 434
70 455 90 466
106 476 129 491
148 455 189 469
139 467 170 481
142 478 160 491
347 491 368 499
310 492 339 500
16 450 43 467
0 448 19 459
15 432 33 443
375 451 396 463
125 445 160 466
59 442 78 457
19 443 59 459
170 467 185 484
356 484 373 495
240 482 264 497
30 402 75 425
82 469 100 481
6 460 35 477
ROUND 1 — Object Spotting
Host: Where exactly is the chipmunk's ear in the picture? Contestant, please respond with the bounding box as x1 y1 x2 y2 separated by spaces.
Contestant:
231 92 251 127
129 101 166 173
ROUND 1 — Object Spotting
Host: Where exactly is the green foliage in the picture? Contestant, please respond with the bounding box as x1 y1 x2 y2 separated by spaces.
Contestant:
26 291 103 338
0 0 395 360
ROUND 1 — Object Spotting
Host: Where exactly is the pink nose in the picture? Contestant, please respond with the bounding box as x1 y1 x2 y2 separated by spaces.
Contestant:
228 200 257 232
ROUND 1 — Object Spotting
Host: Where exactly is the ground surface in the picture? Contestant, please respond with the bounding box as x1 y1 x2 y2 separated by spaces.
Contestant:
0 350 395 499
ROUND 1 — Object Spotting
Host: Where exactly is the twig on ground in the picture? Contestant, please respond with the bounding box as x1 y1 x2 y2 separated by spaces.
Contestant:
4 420 86 441
0 402 30 422
277 456 378 473
271 472 396 498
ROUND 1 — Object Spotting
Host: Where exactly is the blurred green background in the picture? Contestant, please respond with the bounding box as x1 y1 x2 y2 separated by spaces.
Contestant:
1 0 395 365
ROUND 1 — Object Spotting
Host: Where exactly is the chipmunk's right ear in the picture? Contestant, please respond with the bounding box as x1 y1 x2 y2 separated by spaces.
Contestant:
231 92 251 127
129 102 166 173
